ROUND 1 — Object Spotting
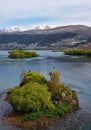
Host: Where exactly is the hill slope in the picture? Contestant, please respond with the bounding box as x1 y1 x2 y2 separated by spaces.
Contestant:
0 25 91 49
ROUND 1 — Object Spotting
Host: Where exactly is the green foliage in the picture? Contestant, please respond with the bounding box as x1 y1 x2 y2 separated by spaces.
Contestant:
23 104 72 121
24 111 44 121
64 49 91 56
7 67 79 123
48 66 79 109
45 106 63 118
60 86 73 102
46 104 71 118
8 82 54 113
9 50 39 59
20 71 47 86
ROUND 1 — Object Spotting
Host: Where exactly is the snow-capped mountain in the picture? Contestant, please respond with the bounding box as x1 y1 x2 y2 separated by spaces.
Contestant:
0 24 51 33
34 25 50 30
2 27 21 32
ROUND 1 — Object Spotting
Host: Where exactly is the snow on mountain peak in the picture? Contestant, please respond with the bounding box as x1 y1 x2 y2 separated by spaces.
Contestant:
2 26 21 32
34 24 50 30
0 24 51 33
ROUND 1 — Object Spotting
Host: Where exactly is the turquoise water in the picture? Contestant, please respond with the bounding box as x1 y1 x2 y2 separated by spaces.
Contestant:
0 50 91 130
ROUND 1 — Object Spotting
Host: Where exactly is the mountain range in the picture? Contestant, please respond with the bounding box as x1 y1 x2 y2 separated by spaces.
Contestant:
0 25 50 33
0 25 91 49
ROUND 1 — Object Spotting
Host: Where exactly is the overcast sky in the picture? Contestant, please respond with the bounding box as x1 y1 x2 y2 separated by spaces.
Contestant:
0 0 91 29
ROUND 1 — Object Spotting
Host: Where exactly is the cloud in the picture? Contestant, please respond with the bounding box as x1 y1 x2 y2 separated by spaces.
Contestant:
0 0 91 27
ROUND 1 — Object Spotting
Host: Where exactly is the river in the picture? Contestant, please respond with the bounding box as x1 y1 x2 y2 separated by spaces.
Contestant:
0 50 91 130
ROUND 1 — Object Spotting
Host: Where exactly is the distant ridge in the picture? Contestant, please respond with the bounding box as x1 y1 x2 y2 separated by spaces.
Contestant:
22 25 91 35
0 24 51 33
0 27 21 33
0 25 91 49
0 25 91 34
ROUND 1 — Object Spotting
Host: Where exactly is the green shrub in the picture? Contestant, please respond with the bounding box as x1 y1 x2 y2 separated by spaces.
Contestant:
9 50 39 59
24 111 44 121
23 104 72 121
6 68 79 123
20 71 47 86
8 82 54 113
64 49 91 56
48 67 75 106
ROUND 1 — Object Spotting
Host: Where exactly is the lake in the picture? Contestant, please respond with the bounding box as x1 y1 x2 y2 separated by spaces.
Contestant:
0 50 91 130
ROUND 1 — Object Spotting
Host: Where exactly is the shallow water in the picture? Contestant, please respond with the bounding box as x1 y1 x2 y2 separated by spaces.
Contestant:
0 50 91 130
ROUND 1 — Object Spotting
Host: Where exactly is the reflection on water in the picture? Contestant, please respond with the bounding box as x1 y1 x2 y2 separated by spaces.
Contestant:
0 50 91 130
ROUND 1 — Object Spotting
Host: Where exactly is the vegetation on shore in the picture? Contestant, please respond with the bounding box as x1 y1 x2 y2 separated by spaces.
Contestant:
64 49 91 56
8 50 39 59
5 66 79 128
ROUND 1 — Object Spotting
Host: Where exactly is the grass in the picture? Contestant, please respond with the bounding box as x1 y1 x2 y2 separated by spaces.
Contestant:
64 49 91 56
23 111 44 121
23 104 72 122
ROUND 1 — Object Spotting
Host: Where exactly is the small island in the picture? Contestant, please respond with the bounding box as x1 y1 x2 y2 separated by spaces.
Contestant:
8 50 39 59
64 49 91 56
5 66 79 129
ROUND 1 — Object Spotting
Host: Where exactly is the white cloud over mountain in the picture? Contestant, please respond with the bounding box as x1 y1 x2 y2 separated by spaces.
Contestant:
0 0 91 28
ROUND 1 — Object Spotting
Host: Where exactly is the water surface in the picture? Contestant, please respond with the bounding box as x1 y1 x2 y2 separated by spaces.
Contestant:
0 50 91 130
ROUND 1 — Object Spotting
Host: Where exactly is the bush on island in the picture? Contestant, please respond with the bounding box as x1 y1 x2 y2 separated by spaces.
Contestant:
6 66 79 125
9 50 39 59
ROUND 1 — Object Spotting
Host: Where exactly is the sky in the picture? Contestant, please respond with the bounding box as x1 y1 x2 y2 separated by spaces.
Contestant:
0 0 91 29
